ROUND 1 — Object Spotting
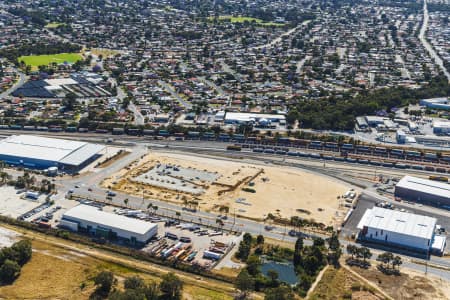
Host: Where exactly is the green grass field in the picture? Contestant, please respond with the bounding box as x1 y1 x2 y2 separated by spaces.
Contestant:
209 16 284 26
45 22 64 28
18 53 83 69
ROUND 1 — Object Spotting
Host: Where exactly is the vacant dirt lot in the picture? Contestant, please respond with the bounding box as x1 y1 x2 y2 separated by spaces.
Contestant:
351 264 450 300
103 151 350 226
309 266 385 300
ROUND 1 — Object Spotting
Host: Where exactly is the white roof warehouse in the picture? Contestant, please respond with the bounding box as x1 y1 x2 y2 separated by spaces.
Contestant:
357 207 441 253
61 205 157 244
0 135 104 172
394 175 450 207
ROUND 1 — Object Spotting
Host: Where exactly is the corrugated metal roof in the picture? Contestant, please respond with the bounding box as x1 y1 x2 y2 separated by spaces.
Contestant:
225 112 285 122
63 205 157 235
0 135 103 167
0 135 85 162
357 207 436 239
59 143 104 166
396 175 450 200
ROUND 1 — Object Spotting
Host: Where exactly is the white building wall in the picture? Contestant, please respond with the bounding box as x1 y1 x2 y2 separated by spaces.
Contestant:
64 216 157 243
365 227 430 250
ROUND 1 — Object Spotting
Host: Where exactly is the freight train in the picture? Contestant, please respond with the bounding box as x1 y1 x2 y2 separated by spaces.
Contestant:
1 125 449 165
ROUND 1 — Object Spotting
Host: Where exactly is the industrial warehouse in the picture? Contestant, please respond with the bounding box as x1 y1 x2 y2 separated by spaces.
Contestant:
357 207 445 255
395 175 450 207
0 135 104 173
61 205 158 245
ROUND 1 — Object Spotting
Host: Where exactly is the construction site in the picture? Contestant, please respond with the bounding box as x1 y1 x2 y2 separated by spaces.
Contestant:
102 151 351 226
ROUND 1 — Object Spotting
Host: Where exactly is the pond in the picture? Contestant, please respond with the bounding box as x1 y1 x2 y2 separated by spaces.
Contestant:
261 260 298 285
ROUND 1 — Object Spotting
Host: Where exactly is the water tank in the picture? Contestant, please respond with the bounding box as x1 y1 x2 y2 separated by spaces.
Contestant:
47 166 58 176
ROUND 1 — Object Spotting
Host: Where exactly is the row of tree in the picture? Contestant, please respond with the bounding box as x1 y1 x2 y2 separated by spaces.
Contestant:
346 244 372 268
377 251 402 275
92 271 183 300
0 239 32 284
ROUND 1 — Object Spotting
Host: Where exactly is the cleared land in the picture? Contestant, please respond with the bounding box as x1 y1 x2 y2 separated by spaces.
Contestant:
350 264 450 300
18 53 83 69
209 16 284 26
103 152 349 226
0 225 235 300
309 266 385 300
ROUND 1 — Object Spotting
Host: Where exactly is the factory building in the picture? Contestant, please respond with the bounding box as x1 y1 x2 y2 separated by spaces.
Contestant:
395 176 450 207
357 207 444 254
432 121 450 134
223 112 286 125
420 97 450 110
61 205 157 245
0 135 104 173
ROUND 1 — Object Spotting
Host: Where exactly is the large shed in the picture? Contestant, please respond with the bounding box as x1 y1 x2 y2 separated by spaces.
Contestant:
394 175 450 207
0 135 104 172
357 207 437 253
61 205 157 244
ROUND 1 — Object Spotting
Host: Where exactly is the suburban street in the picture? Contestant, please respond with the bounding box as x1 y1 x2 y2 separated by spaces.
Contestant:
158 80 193 109
0 69 26 99
419 0 450 82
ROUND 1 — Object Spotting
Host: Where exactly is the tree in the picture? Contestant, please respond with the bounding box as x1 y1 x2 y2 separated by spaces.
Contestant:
293 237 303 267
243 233 252 245
347 244 357 259
0 259 20 284
94 271 115 296
359 247 372 263
11 239 32 266
328 232 340 252
377 252 394 269
256 234 264 245
327 232 341 266
160 272 183 300
124 275 145 290
328 247 342 267
266 269 279 287
143 281 160 300
235 269 254 298
302 255 319 276
109 289 145 300
264 286 295 300
236 240 251 261
392 256 402 271
246 255 261 276
313 237 325 247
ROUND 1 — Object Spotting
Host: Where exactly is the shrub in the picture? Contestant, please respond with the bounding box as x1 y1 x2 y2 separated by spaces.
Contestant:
242 187 256 193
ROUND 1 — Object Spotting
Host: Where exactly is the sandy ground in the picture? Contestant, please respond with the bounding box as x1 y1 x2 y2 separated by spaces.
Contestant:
0 186 44 218
0 226 20 248
351 264 450 300
103 152 350 226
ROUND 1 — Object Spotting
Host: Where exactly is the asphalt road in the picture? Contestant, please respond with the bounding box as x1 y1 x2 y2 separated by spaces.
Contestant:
158 80 192 109
0 69 26 99
419 0 450 82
